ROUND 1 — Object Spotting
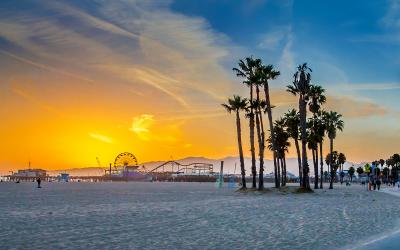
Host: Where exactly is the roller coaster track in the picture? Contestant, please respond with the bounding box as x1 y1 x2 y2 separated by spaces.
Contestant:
147 161 213 173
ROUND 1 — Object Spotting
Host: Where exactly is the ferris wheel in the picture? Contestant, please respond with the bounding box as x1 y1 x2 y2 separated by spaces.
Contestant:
114 152 138 168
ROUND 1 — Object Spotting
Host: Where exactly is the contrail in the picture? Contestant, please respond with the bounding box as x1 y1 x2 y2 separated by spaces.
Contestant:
0 49 95 84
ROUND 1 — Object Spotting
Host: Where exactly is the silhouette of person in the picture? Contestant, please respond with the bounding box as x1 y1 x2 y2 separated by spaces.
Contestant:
37 177 41 188
376 179 381 190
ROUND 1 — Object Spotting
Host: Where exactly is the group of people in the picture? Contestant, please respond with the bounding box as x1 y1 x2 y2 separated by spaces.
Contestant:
368 177 382 191
362 176 399 191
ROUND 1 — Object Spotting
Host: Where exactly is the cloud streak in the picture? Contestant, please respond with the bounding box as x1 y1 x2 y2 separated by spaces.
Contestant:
89 133 114 144
342 83 400 91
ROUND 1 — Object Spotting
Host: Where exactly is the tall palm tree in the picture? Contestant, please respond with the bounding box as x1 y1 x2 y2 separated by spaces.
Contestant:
308 85 326 115
233 57 261 189
379 159 385 169
248 98 267 189
338 152 346 184
287 63 312 190
222 95 248 189
253 73 267 190
325 111 344 189
348 166 355 182
307 118 318 188
283 109 302 184
267 118 290 186
391 154 400 182
317 110 328 188
326 151 339 185
308 85 326 189
259 64 280 188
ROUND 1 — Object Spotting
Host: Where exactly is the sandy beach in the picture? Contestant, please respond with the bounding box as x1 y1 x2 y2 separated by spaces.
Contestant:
0 182 399 250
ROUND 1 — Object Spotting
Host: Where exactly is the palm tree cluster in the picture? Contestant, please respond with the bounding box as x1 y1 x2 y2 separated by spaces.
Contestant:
325 151 347 188
375 154 400 183
348 166 355 182
223 57 345 191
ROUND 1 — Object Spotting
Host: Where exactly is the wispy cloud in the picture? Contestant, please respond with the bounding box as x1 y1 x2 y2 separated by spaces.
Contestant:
0 49 95 84
257 28 287 50
351 0 400 44
98 65 190 108
129 114 180 142
381 0 400 28
342 83 400 91
325 96 388 118
8 81 65 116
277 26 295 84
89 133 114 144
0 0 236 111
269 89 388 118
130 114 153 136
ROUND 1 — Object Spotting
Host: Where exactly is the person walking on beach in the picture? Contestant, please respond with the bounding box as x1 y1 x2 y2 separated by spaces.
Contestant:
36 177 41 188
376 178 381 190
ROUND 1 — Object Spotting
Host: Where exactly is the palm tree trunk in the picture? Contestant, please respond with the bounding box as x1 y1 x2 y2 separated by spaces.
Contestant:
299 95 309 189
283 157 287 186
236 110 246 189
263 83 279 188
280 158 284 186
312 148 315 185
294 139 302 186
249 86 257 189
314 147 319 189
255 105 264 190
256 86 265 190
314 148 319 189
277 157 281 187
319 142 323 189
329 138 334 189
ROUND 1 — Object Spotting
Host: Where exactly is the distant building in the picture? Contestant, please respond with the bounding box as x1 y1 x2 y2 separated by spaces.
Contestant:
13 169 47 178
264 172 298 179
58 173 69 182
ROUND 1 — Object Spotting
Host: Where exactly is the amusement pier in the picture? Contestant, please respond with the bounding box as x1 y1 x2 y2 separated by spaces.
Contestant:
2 152 241 183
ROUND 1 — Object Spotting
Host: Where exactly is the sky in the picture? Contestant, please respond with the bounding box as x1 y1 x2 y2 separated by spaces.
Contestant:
0 0 399 171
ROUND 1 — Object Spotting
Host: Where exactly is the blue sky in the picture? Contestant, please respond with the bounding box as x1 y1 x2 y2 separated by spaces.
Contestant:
0 0 399 170
172 0 400 82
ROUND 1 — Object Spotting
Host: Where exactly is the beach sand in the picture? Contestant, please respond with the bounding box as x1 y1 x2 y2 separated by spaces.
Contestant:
0 182 399 249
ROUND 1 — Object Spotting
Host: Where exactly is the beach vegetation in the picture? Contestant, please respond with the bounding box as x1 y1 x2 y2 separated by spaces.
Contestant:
222 95 248 189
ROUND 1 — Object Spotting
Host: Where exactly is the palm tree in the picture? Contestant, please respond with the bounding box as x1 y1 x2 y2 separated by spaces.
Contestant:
287 63 312 190
222 95 248 189
259 64 280 189
316 111 328 188
268 118 290 186
386 158 393 183
233 57 260 189
276 118 290 186
308 85 326 189
348 166 355 182
248 98 267 189
379 159 385 169
283 109 302 184
253 74 267 190
307 118 318 188
391 154 400 182
326 151 339 185
356 167 364 176
325 111 344 189
383 167 389 182
308 85 326 115
338 152 346 184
